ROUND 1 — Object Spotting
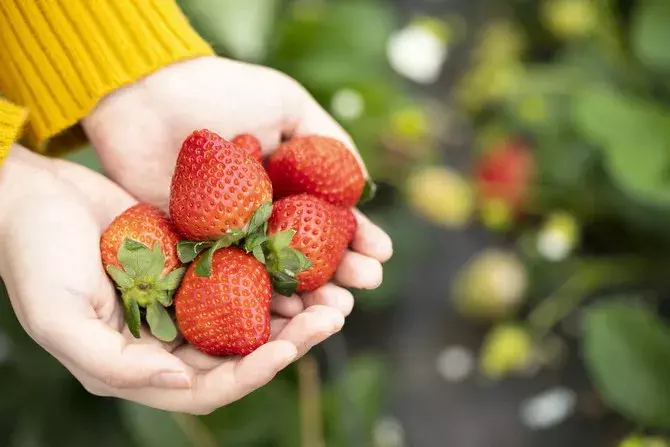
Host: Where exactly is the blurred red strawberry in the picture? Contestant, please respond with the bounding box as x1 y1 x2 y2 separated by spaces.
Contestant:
474 140 534 227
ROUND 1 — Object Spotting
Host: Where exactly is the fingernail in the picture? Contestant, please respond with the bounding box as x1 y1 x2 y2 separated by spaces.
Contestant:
151 372 191 388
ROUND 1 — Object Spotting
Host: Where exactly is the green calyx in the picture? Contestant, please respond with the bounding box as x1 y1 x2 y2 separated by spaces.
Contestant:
358 178 378 206
262 229 313 296
175 202 313 296
176 202 274 277
107 238 184 342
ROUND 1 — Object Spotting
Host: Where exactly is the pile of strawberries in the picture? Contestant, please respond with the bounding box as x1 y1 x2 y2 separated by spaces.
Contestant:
100 129 375 357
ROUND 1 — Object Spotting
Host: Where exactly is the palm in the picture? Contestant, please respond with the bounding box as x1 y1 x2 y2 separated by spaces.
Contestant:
85 57 342 209
84 56 392 308
0 155 343 414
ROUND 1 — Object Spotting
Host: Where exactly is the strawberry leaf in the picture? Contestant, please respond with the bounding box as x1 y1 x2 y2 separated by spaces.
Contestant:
252 245 266 264
277 247 302 274
106 265 133 289
358 178 377 205
295 250 313 270
244 233 268 253
117 238 165 279
147 244 166 278
195 230 246 277
247 202 273 235
146 302 178 342
124 299 141 338
156 267 186 292
271 271 299 296
156 291 173 307
177 240 212 263
268 229 296 251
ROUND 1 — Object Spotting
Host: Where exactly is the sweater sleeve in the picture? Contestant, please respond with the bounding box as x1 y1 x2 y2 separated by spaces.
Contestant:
0 0 214 161
0 99 28 165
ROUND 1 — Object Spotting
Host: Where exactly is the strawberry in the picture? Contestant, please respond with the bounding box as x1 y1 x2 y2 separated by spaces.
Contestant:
232 134 263 164
475 139 535 230
170 130 273 276
175 247 272 356
100 203 185 342
339 207 357 246
266 135 376 208
263 194 350 294
475 139 534 210
169 129 272 241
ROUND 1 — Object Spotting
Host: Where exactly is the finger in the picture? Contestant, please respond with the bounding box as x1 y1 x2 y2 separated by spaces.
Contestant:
271 293 304 318
172 311 295 371
288 91 369 176
351 210 393 262
53 318 193 389
10 199 191 390
119 340 298 414
270 316 290 340
333 250 383 290
274 305 344 358
302 283 355 316
172 344 226 371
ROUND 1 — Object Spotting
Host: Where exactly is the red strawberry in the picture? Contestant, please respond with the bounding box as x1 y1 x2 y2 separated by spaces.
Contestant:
266 135 376 208
475 139 534 209
169 129 272 241
100 203 185 342
339 208 357 246
265 194 349 293
175 247 272 356
232 134 263 164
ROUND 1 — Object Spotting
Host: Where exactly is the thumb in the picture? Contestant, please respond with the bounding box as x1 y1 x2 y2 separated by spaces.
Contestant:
50 317 191 390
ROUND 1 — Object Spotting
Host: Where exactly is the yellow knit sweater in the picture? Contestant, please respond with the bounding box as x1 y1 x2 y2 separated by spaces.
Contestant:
0 0 214 165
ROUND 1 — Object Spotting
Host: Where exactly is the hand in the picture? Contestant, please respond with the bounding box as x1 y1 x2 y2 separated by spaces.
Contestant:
83 56 393 317
0 146 346 414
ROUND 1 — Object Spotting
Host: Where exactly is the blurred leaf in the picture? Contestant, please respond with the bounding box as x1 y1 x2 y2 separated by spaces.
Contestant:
201 374 299 447
354 203 429 309
64 146 103 173
632 0 670 73
272 0 396 88
323 355 388 447
121 403 192 447
584 303 670 428
572 88 670 206
179 0 279 61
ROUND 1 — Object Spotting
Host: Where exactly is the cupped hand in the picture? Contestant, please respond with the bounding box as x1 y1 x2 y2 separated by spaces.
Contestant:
82 56 393 316
0 146 345 414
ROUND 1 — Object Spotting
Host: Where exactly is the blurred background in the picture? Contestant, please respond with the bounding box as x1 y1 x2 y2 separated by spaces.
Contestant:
3 0 670 445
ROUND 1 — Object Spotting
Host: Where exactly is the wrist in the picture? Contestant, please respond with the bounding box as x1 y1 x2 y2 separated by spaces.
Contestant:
0 146 58 223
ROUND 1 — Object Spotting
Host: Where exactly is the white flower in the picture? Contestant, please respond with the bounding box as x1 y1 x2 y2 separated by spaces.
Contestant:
537 229 571 261
331 89 365 121
436 345 475 383
387 24 448 84
373 416 406 447
536 212 580 262
519 387 577 430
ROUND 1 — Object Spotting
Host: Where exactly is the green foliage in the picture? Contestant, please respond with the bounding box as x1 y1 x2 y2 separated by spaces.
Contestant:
323 355 388 447
632 0 670 72
572 87 670 206
584 304 670 428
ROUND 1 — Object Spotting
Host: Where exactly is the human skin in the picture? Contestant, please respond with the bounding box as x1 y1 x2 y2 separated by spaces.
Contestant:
0 57 392 414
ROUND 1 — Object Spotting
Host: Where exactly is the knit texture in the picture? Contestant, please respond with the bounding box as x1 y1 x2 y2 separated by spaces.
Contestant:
0 99 28 165
0 0 214 163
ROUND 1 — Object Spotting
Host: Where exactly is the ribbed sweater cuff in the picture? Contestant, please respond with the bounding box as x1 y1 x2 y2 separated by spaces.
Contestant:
0 99 28 166
0 0 214 155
